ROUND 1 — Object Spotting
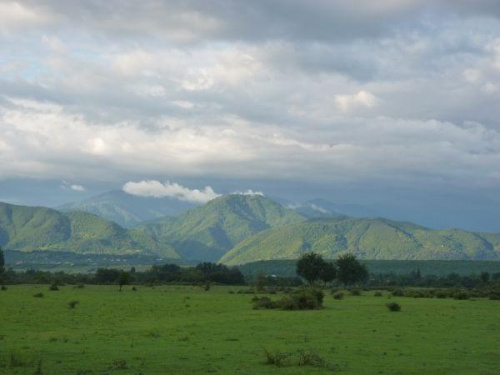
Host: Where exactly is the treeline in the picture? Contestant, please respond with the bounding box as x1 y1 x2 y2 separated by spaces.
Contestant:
370 270 500 289
0 262 244 286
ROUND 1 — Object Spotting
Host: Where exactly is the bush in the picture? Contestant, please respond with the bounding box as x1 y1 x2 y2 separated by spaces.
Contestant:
391 289 404 297
280 288 324 310
68 300 79 309
75 284 85 289
488 292 500 300
349 289 361 296
253 288 324 310
49 284 59 291
252 297 278 310
435 290 448 299
452 290 470 300
263 349 291 367
33 292 44 298
297 349 327 368
1 285 7 291
386 302 401 312
405 290 428 298
374 291 383 297
332 291 344 300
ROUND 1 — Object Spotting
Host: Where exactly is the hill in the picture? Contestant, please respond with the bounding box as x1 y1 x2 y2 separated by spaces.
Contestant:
0 202 178 258
220 217 500 265
295 198 378 219
137 194 306 261
58 190 195 228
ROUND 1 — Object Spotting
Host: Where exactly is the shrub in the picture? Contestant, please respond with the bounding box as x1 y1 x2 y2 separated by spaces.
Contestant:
406 290 427 298
1 285 7 291
435 290 448 299
33 293 44 298
132 286 137 291
488 292 500 300
68 300 79 309
452 290 470 300
49 284 59 291
391 289 404 297
252 288 324 310
374 291 383 297
109 360 127 370
332 291 344 300
280 288 324 310
386 302 401 312
252 297 278 310
263 349 291 367
297 349 327 368
349 289 361 296
75 284 85 289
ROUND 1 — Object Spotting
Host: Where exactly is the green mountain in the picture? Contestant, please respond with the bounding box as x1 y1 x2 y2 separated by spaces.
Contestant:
137 194 306 261
0 202 178 258
58 190 195 228
220 217 500 265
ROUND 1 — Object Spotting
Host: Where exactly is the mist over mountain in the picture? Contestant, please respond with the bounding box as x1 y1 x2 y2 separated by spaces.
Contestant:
59 190 196 228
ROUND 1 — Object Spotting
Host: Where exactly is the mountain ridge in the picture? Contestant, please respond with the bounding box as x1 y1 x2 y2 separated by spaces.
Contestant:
220 216 500 265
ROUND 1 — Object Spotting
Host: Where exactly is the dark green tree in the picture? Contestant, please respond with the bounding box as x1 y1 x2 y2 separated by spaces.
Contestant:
480 272 490 284
336 253 368 286
319 261 337 284
296 252 328 284
118 271 131 291
0 245 4 279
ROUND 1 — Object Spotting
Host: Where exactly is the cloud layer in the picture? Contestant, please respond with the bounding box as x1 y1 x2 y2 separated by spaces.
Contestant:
123 181 220 203
1 0 500 194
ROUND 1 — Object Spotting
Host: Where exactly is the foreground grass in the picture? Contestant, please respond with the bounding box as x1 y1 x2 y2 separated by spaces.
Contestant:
0 285 499 374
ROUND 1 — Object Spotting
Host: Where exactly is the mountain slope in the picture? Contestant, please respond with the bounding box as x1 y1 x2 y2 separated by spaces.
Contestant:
137 194 306 261
59 190 196 228
0 202 178 258
220 217 500 265
295 198 379 219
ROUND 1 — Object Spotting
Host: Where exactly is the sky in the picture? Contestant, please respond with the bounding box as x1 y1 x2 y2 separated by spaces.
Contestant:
1 0 500 231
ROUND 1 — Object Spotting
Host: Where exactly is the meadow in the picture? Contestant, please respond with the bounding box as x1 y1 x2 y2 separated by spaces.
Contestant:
1 285 499 375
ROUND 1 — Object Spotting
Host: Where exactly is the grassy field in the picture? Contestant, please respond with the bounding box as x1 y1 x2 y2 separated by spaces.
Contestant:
1 285 499 375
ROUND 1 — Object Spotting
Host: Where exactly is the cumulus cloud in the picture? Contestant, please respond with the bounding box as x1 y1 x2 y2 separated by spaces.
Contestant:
61 181 85 192
1 0 500 196
233 190 265 196
122 180 221 203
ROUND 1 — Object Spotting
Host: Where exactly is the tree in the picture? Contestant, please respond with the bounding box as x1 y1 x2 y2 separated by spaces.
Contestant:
319 261 337 284
0 245 4 276
296 252 335 285
336 253 368 286
118 271 131 291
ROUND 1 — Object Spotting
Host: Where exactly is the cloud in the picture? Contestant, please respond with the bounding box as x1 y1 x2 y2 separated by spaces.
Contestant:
61 181 86 192
233 190 264 196
122 180 221 203
335 90 377 112
1 0 500 197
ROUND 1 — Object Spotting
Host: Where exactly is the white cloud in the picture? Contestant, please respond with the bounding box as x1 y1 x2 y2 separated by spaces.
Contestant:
309 203 329 214
61 181 86 192
335 90 377 112
70 184 85 192
122 180 221 203
0 2 52 34
233 190 264 196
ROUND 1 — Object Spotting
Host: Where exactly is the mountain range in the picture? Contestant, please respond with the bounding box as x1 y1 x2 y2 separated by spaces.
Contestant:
0 202 178 258
2 194 500 264
58 190 196 228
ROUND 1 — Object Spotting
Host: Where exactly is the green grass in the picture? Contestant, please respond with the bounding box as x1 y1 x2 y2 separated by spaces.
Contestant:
1 285 499 374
